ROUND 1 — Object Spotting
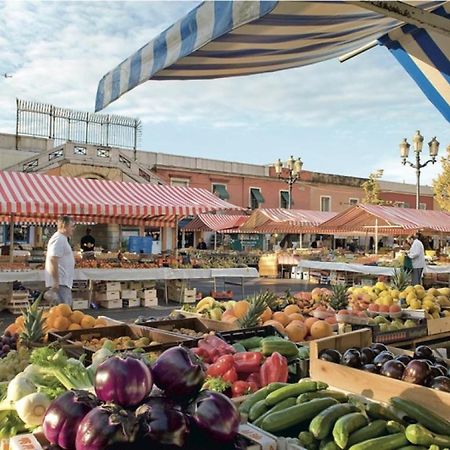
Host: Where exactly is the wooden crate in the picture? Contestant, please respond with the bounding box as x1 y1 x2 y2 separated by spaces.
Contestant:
310 328 450 420
141 297 158 307
427 316 450 335
121 289 137 300
142 280 157 289
8 291 30 314
168 286 196 303
72 280 89 291
123 298 140 308
99 299 123 309
95 281 121 292
95 291 121 302
127 281 143 290
72 299 89 310
140 289 157 299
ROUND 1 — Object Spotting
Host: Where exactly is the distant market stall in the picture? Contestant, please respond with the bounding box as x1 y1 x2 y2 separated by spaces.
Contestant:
182 214 248 233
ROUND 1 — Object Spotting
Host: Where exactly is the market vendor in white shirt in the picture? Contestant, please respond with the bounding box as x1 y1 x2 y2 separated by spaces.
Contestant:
407 232 426 286
45 216 75 305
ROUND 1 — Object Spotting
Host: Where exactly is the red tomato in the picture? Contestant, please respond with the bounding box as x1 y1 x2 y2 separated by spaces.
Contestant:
222 367 238 384
231 380 251 397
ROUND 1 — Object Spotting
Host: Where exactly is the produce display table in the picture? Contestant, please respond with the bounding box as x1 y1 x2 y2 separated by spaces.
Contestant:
391 330 450 350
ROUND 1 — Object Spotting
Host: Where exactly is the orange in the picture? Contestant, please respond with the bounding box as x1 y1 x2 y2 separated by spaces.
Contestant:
310 320 333 340
263 320 286 335
80 315 96 329
288 313 304 322
68 323 82 331
221 310 238 323
272 311 290 327
70 310 84 324
285 322 307 342
304 317 319 333
94 318 107 327
15 315 25 327
53 316 70 332
284 304 301 316
5 323 19 335
56 304 72 317
233 300 250 319
260 307 272 323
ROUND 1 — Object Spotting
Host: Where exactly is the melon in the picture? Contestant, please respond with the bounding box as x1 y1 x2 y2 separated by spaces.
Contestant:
260 307 273 323
310 320 333 339
272 311 290 327
304 317 319 333
288 313 304 322
285 322 307 342
284 304 301 316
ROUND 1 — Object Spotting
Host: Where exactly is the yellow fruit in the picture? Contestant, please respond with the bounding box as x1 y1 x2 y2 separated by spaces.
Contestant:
310 320 333 339
272 312 290 327
94 318 107 327
398 291 408 300
390 289 400 299
438 287 450 296
285 322 307 342
56 304 72 317
263 320 286 335
405 286 414 294
68 323 82 330
80 315 96 329
233 300 250 319
410 300 422 309
284 304 301 316
70 310 84 324
260 307 272 323
53 316 70 331
437 295 450 306
406 293 417 304
428 288 439 296
415 290 426 300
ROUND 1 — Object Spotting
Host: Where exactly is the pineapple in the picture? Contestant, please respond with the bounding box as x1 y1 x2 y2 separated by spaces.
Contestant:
391 268 411 292
329 284 349 312
238 291 277 328
20 294 45 347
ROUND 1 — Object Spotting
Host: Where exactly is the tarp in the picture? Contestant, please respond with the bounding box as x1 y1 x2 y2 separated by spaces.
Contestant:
95 1 448 117
182 213 248 232
318 204 450 234
378 3 450 121
0 170 240 225
239 208 336 233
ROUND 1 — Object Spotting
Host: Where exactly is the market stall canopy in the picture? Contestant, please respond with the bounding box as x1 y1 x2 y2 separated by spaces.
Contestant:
318 204 450 234
239 208 336 233
0 170 241 225
182 213 248 232
95 1 449 119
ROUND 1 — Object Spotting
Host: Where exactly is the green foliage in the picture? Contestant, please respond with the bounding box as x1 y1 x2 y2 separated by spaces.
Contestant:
433 145 450 211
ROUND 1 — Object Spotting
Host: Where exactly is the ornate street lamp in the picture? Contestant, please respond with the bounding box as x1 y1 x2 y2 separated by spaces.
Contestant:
400 131 440 209
274 155 303 209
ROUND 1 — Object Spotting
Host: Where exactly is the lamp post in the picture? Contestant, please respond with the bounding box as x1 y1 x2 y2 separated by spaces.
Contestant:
274 155 303 209
399 130 440 209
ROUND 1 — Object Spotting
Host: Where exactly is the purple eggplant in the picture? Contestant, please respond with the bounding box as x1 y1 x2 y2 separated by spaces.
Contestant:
95 355 152 407
429 376 450 392
75 405 140 450
188 390 239 443
380 359 405 380
402 359 431 385
136 402 189 448
43 390 99 450
152 347 205 401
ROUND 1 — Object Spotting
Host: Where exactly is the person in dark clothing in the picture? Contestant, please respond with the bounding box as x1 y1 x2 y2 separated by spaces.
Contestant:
196 238 207 250
80 228 95 252
311 239 318 249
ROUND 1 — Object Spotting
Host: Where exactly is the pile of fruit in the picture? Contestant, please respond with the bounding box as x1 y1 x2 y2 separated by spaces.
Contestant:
319 344 450 391
0 346 29 382
0 330 18 359
241 379 450 449
82 336 157 352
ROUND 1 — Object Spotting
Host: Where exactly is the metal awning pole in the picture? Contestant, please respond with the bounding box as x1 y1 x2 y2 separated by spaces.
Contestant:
375 218 379 255
174 215 179 256
214 232 217 250
339 40 378 63
9 215 14 264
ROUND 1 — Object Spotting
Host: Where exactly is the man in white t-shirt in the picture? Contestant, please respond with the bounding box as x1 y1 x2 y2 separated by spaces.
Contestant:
408 232 426 286
45 216 75 305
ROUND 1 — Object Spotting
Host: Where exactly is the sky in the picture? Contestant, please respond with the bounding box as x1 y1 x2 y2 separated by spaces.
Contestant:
0 0 449 187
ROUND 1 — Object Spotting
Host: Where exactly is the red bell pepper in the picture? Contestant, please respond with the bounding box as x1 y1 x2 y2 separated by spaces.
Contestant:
192 347 211 362
222 367 238 384
246 372 261 389
203 335 235 355
233 352 262 373
260 352 288 386
198 338 221 362
206 354 235 377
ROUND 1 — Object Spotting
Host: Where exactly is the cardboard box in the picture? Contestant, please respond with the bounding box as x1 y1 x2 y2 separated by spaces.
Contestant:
140 289 158 300
123 298 140 308
99 299 123 309
128 281 143 290
141 297 158 307
121 289 137 300
96 281 121 292
427 316 450 335
72 299 89 310
238 424 278 450
9 434 43 450
310 329 450 420
95 291 121 301
142 280 156 289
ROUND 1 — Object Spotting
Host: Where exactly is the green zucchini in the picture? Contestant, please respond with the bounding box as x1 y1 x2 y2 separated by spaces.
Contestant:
405 424 450 448
397 447 427 450
261 338 299 358
297 390 348 404
347 420 387 447
386 420 405 435
265 381 321 406
237 336 263 349
391 397 450 435
319 439 340 450
239 382 289 414
365 402 406 424
309 403 358 440
232 342 246 352
298 431 319 450
253 397 297 428
248 399 269 422
260 397 338 433
348 432 408 450
332 412 368 449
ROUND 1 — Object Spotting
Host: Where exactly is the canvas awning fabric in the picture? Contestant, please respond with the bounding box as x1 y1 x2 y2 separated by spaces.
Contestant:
378 3 450 121
95 1 447 115
213 184 230 200
250 188 265 205
0 170 241 226
240 208 336 233
318 204 450 235
182 213 247 232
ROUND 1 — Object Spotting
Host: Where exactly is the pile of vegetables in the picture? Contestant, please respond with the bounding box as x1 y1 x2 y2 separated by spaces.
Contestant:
240 380 450 450
192 334 296 397
319 344 450 392
42 346 241 450
0 330 18 359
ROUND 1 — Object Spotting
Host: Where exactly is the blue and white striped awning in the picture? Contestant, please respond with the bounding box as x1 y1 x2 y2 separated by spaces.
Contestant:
378 3 449 121
95 1 448 116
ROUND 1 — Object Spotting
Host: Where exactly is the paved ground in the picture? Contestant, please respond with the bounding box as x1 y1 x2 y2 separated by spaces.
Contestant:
0 278 312 332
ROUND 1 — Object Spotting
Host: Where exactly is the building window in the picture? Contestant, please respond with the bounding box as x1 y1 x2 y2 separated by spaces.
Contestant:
419 203 427 210
74 146 87 155
349 198 358 206
395 202 410 208
280 191 290 209
212 183 230 200
170 178 190 187
320 196 331 212
96 148 110 158
250 188 264 209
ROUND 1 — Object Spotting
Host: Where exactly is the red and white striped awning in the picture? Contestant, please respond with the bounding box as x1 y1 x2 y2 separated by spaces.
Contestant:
239 208 336 233
182 214 248 232
0 171 240 224
319 204 450 234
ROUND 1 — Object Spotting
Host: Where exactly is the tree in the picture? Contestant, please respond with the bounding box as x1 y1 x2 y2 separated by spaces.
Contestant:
362 170 384 205
433 145 450 211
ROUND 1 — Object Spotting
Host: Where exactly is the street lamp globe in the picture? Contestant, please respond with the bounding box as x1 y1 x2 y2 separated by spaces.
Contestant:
286 155 295 170
274 158 283 175
399 138 410 160
428 137 440 158
293 157 303 175
413 130 424 153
